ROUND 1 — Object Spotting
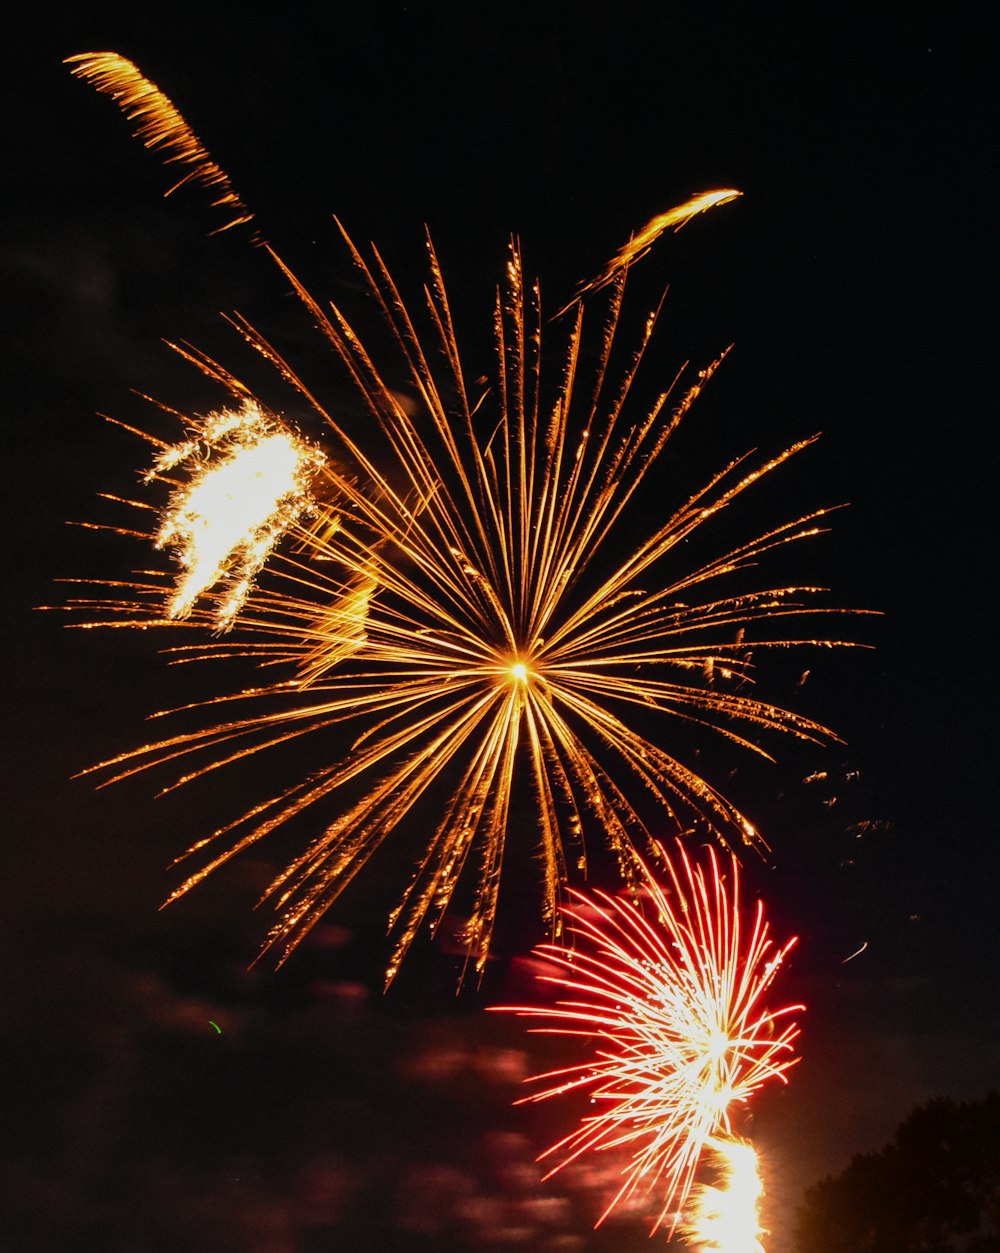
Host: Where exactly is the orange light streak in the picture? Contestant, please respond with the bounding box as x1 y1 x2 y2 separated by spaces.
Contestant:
558 189 743 315
64 52 257 236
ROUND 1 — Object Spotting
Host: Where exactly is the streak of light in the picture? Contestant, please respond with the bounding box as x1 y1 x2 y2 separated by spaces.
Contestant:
557 189 743 315
65 52 258 237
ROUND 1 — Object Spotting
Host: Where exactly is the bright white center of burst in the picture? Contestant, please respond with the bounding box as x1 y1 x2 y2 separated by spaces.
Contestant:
706 1030 731 1062
510 661 529 684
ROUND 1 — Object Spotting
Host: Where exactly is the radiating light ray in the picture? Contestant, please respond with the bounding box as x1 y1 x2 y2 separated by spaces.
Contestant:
497 844 800 1232
63 54 869 983
64 52 258 237
685 1137 766 1253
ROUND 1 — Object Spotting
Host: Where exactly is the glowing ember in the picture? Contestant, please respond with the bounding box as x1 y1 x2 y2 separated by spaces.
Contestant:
498 843 800 1232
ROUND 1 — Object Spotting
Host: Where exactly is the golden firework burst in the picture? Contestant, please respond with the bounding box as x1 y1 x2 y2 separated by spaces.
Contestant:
63 53 866 983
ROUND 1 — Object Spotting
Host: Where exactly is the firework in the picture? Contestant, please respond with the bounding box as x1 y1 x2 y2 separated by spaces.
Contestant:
498 844 799 1231
65 55 864 983
684 1137 766 1253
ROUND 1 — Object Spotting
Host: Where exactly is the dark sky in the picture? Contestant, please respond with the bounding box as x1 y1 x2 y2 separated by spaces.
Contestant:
3 5 997 1252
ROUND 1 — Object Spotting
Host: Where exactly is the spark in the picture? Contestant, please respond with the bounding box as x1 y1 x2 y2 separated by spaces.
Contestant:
65 55 868 983
685 1137 766 1253
296 572 375 685
497 843 801 1231
845 819 891 836
841 940 868 964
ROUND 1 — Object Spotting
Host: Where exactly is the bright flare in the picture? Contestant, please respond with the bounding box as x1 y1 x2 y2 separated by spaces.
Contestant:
499 844 800 1232
685 1137 766 1253
148 401 326 630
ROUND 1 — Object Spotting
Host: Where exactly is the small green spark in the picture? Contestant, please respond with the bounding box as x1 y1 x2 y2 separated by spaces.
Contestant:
209 1020 221 1034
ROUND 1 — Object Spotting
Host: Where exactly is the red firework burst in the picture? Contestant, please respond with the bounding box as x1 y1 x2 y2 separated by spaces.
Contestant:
499 843 801 1231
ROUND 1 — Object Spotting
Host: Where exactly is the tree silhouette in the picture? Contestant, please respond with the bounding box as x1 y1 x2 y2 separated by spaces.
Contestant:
796 1094 1000 1253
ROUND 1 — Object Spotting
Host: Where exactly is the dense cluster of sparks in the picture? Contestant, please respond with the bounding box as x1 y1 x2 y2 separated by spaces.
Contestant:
143 399 327 630
685 1138 766 1253
65 53 861 992
500 844 799 1234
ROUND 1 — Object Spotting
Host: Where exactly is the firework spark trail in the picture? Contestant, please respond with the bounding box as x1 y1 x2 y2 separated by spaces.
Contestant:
685 1137 766 1253
65 52 258 237
556 189 743 316
141 400 327 630
64 54 868 983
497 844 800 1232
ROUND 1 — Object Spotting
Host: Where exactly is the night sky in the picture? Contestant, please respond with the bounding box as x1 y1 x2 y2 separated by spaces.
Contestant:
3 5 996 1252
